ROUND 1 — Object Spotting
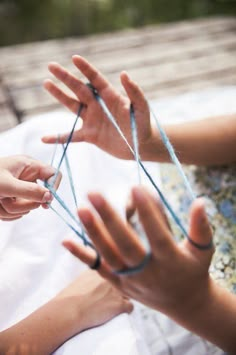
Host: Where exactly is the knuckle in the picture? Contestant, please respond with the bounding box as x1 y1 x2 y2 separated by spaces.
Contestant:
1 200 13 213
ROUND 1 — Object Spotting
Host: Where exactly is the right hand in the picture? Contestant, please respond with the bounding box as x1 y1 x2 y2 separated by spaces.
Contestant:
56 269 133 332
0 155 61 220
42 55 152 160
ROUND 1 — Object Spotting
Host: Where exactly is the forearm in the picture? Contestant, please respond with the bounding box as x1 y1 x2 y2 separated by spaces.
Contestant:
0 298 81 355
141 114 236 165
174 279 236 352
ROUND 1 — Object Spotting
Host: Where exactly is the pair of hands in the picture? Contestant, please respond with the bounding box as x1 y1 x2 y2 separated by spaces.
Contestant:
43 55 214 323
0 155 61 220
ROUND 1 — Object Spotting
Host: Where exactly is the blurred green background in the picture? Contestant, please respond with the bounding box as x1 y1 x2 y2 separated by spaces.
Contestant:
0 0 236 46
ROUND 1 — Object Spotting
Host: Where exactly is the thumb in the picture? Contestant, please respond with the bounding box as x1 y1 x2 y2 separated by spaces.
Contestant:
188 198 213 251
6 177 53 203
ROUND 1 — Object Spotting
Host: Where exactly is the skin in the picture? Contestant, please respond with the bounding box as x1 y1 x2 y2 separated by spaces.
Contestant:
63 188 236 353
42 55 236 165
0 155 61 220
42 56 236 351
0 269 132 355
0 155 131 354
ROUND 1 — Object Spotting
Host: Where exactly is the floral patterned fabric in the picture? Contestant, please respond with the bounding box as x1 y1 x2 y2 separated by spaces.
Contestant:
138 87 236 355
160 163 236 293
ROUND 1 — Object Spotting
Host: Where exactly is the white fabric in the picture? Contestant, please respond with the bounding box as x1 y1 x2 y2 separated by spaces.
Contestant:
0 85 235 354
0 112 157 355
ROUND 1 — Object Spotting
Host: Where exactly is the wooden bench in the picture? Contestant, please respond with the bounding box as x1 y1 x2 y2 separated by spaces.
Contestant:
0 16 235 132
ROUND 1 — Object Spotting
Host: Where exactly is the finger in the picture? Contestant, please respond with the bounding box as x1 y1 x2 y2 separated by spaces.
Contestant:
72 56 124 119
0 203 27 219
187 198 214 253
132 186 176 257
19 160 61 192
48 62 94 104
122 300 134 314
87 193 146 267
72 55 110 93
45 170 62 191
19 159 59 188
1 216 23 221
7 177 53 203
44 79 79 115
42 128 85 145
1 198 40 214
120 71 148 113
126 189 172 232
62 239 119 284
78 208 127 270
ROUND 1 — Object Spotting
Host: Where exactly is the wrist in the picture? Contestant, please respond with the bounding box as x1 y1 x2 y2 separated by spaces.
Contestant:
139 126 168 162
174 277 236 352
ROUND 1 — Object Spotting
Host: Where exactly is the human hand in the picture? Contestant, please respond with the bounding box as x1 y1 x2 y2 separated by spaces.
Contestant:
56 269 133 333
0 155 61 220
63 187 214 325
42 55 152 160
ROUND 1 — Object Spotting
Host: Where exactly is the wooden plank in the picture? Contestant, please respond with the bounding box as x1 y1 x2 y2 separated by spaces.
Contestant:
0 17 235 71
148 72 236 100
0 17 235 130
2 29 236 89
9 48 236 112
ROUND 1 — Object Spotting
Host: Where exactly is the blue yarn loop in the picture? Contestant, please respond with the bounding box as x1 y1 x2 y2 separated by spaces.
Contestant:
113 251 152 276
149 104 196 201
45 105 89 246
87 83 190 238
130 104 141 184
45 82 210 276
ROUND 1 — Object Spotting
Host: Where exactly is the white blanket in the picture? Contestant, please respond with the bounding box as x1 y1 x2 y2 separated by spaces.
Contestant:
0 86 236 354
0 111 156 355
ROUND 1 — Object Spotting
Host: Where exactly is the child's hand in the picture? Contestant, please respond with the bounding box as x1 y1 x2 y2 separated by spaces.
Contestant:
42 55 152 160
63 187 214 325
55 269 133 332
0 155 61 220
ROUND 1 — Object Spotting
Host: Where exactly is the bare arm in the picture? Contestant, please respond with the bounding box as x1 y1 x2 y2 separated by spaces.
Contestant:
179 279 236 352
0 297 77 355
0 270 132 355
42 56 236 167
142 114 236 165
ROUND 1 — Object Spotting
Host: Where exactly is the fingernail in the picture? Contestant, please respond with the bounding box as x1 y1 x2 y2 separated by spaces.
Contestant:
78 209 92 226
42 191 53 203
42 203 50 209
88 193 104 209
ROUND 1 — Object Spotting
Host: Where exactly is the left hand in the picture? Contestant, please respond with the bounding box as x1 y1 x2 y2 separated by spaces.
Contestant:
42 56 152 160
63 186 214 324
0 155 61 221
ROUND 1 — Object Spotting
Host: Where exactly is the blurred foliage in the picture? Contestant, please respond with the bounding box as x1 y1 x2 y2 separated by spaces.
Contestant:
0 0 235 46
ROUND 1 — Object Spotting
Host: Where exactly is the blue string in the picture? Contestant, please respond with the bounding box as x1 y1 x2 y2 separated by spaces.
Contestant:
46 84 201 275
88 84 189 238
130 104 141 184
62 143 87 240
114 251 152 276
45 105 90 247
51 104 84 187
149 104 196 201
62 144 78 208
